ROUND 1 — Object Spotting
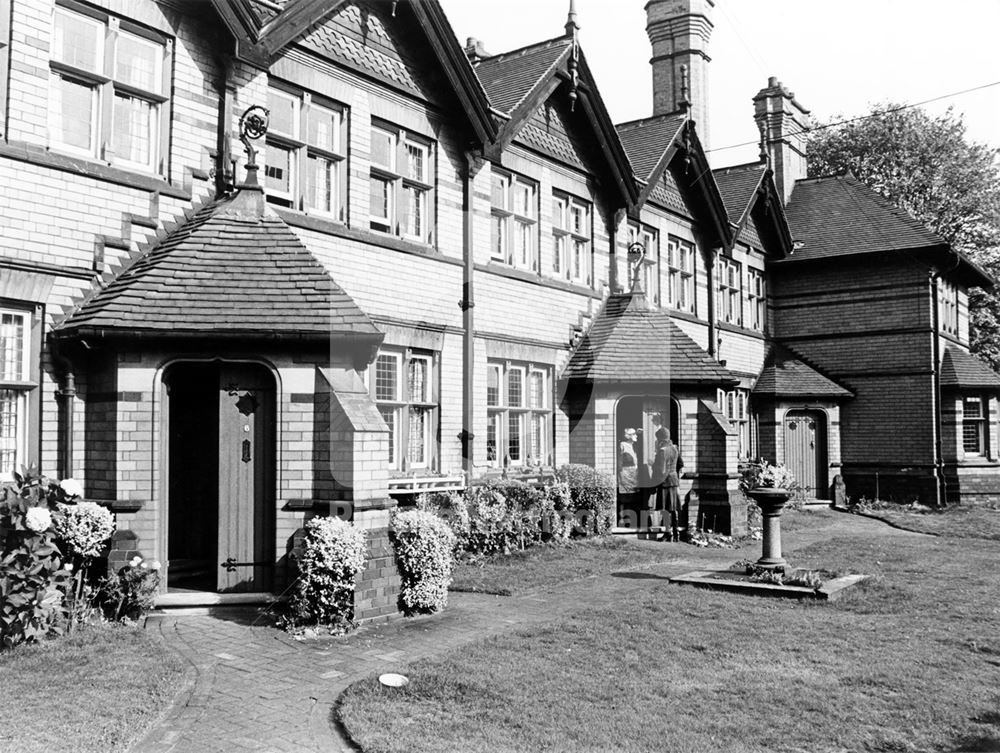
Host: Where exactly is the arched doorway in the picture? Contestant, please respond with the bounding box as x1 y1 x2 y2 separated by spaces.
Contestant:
163 361 276 593
783 409 827 499
615 395 680 527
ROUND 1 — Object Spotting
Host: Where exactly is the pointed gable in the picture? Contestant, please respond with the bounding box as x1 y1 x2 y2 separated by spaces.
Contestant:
54 188 381 343
616 114 686 186
474 37 570 115
473 36 637 207
714 162 766 227
563 292 737 385
753 344 852 399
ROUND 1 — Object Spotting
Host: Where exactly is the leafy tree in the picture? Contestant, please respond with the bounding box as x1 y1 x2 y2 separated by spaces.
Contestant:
808 104 1000 368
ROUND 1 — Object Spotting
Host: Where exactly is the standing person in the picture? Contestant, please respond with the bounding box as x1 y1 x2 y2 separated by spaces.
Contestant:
652 427 684 541
618 428 639 526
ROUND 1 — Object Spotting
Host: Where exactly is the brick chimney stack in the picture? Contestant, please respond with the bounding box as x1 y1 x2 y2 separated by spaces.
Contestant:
753 76 811 205
646 0 715 147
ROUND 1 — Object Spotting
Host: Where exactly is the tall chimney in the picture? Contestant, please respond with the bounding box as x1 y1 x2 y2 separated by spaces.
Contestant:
753 76 811 205
646 0 714 146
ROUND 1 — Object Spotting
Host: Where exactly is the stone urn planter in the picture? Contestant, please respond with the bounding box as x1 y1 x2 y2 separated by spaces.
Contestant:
746 487 792 571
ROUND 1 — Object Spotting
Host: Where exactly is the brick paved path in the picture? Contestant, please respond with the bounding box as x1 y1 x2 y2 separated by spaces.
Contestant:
130 512 917 753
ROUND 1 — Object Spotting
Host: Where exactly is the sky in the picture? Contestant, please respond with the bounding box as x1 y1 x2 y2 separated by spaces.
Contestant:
438 0 1000 167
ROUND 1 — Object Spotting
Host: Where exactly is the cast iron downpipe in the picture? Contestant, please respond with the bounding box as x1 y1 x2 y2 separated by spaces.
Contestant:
930 272 945 507
460 153 477 475
50 339 76 480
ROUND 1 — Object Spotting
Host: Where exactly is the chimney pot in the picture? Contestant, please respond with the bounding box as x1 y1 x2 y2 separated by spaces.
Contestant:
754 77 811 205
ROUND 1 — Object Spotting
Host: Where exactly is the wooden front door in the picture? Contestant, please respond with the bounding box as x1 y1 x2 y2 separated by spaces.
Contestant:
216 364 275 592
783 410 827 499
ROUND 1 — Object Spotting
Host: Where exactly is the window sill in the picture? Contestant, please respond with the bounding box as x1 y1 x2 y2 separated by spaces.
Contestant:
0 380 38 390
273 207 463 267
0 140 198 199
475 262 601 298
718 321 767 340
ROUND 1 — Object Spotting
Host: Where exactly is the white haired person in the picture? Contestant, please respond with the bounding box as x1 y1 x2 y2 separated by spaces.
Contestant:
618 427 639 524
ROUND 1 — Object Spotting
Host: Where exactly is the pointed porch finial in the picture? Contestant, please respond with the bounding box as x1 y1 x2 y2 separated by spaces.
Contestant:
565 0 580 111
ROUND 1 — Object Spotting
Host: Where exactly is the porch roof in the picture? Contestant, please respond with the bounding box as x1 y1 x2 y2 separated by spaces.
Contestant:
562 291 738 385
753 344 853 399
53 186 381 343
940 346 1000 390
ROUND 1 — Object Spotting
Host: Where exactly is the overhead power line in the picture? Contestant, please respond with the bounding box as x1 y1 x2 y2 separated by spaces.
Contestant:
706 79 1000 154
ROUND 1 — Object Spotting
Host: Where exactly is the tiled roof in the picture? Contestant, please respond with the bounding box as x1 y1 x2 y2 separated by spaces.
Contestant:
55 187 380 341
473 37 570 114
615 114 686 182
713 162 766 226
784 173 945 260
940 346 1000 390
562 291 737 385
753 345 853 399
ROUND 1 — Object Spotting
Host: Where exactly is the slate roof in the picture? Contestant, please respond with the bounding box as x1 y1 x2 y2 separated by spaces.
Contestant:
713 162 766 226
940 346 1000 390
753 344 853 399
783 173 946 260
562 291 737 385
615 114 686 182
54 187 380 342
473 37 570 115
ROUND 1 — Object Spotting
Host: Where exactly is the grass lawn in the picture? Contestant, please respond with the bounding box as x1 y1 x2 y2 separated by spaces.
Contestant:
0 621 185 753
450 536 685 595
341 517 1000 753
860 504 1000 540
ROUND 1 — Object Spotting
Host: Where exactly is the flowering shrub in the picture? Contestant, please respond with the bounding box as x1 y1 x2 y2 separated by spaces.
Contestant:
555 464 616 536
53 500 115 630
99 556 161 622
739 459 796 493
287 516 366 630
390 510 456 615
464 482 519 555
54 502 115 559
416 491 470 553
0 468 72 649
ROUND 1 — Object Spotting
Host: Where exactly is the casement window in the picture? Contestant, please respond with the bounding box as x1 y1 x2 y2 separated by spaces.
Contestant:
491 170 538 271
939 279 959 336
962 395 989 456
552 194 591 286
718 388 751 459
370 350 437 471
369 123 434 243
486 361 552 468
627 223 659 303
0 311 31 479
48 2 170 173
717 256 742 326
746 267 766 331
665 236 695 314
264 86 347 219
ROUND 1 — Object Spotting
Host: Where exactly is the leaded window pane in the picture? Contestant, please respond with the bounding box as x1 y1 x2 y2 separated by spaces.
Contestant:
306 155 336 214
408 407 427 465
53 9 102 71
0 315 24 382
113 94 155 166
265 144 292 196
375 355 397 401
508 369 523 408
116 32 161 92
51 75 95 151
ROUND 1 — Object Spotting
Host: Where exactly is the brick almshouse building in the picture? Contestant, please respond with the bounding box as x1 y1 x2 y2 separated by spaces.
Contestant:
1 0 998 615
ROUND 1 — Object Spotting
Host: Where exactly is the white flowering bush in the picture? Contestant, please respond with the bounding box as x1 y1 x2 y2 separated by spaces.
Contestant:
287 516 366 630
390 510 455 615
54 502 114 558
0 468 72 649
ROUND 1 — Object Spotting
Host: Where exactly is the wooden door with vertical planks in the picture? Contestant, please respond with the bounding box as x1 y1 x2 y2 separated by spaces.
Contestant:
217 364 275 592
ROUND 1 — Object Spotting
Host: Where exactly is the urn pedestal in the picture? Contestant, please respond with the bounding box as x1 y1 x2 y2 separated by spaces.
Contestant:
747 488 792 571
